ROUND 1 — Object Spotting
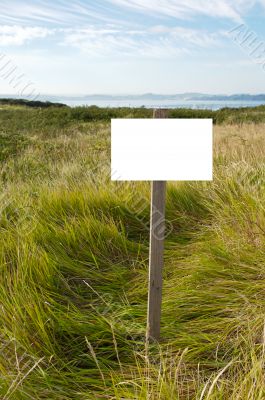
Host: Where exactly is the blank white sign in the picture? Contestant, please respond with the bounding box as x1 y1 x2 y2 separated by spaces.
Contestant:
111 118 213 181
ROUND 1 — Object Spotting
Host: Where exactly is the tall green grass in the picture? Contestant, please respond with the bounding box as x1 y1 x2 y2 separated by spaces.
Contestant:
0 106 265 398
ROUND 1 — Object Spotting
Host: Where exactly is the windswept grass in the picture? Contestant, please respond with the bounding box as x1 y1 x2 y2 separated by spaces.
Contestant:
0 105 265 398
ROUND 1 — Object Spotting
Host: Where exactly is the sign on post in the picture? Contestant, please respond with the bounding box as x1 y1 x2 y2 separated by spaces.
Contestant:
111 112 213 342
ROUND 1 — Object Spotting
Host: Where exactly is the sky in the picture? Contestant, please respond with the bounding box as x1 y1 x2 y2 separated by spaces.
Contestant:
0 0 265 96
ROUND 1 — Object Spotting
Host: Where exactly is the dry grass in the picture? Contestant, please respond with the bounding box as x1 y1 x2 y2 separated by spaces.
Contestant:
0 110 265 398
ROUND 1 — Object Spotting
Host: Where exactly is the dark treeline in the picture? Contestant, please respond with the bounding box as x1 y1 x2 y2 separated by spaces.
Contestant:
0 98 67 108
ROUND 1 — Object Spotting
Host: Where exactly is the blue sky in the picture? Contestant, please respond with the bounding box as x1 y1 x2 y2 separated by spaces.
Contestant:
0 0 265 95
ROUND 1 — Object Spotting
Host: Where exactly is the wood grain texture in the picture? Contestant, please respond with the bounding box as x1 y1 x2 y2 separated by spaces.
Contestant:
146 109 168 342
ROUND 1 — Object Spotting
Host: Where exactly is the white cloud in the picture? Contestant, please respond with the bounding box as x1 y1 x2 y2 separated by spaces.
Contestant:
62 26 219 58
107 0 259 22
62 29 182 58
0 0 260 28
0 26 53 46
150 26 219 47
0 1 123 26
0 23 220 54
0 0 264 32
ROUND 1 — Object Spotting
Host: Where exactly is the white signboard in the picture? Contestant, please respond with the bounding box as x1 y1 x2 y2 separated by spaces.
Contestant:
111 118 213 181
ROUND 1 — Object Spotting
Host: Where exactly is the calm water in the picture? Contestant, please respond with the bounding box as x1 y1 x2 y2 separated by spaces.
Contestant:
62 99 265 110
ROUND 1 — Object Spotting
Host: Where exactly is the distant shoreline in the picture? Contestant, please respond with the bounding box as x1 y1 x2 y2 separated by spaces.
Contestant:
1 97 265 111
61 98 265 110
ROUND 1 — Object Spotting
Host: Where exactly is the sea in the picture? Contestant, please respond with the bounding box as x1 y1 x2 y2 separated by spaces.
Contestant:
61 99 265 110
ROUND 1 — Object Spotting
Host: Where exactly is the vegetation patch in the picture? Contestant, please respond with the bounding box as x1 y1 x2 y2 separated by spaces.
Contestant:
0 104 265 398
0 132 30 162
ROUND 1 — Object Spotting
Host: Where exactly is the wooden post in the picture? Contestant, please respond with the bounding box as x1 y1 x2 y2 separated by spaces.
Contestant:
146 109 168 342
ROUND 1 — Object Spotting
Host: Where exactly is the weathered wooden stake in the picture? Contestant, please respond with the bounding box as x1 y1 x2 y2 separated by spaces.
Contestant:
146 109 168 342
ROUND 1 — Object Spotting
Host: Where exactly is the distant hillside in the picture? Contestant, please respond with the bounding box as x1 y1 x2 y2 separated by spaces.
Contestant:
192 94 265 101
2 93 265 104
77 93 265 102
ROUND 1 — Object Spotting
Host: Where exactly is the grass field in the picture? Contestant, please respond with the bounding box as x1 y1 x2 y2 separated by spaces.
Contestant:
1 104 265 399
